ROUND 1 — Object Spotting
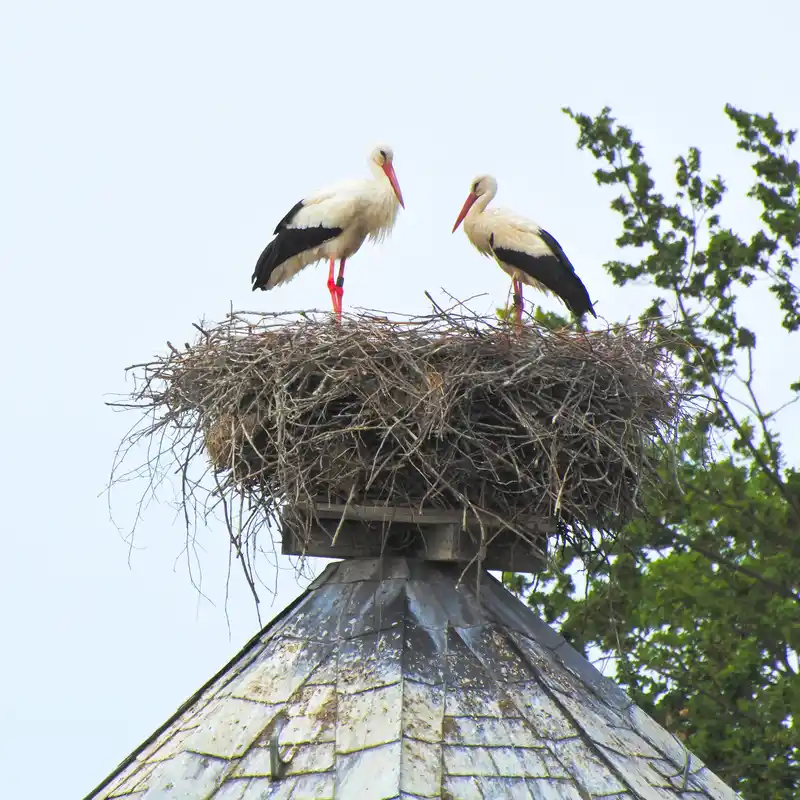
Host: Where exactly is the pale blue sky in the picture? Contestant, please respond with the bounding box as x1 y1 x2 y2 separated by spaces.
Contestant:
2 1 798 796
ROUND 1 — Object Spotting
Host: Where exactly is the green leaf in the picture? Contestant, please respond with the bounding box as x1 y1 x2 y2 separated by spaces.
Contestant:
737 327 757 348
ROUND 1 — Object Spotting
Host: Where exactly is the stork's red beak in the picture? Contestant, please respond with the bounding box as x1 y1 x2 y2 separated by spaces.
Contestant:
452 192 478 232
382 162 405 209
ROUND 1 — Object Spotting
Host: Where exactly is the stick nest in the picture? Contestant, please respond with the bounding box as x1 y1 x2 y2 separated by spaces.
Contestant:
113 308 681 571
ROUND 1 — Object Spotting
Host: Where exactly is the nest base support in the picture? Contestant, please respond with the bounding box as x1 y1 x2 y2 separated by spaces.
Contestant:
281 503 548 574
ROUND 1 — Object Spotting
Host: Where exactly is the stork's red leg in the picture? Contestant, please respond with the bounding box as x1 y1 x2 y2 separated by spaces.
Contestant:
513 279 524 329
334 259 346 321
326 258 338 313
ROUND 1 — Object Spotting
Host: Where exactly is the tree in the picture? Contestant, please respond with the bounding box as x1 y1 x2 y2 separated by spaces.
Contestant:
506 105 800 798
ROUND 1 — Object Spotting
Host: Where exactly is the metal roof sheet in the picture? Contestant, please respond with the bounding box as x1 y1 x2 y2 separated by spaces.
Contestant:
85 558 739 799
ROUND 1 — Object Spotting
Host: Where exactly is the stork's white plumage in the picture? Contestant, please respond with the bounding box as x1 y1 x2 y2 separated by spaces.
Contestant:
252 146 405 318
452 175 596 323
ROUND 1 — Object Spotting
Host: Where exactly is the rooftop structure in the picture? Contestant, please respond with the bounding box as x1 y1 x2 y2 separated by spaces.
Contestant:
86 557 738 799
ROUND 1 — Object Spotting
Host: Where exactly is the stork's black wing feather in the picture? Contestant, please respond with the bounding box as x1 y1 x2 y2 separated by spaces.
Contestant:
493 244 596 318
272 200 305 235
252 226 343 291
536 228 578 274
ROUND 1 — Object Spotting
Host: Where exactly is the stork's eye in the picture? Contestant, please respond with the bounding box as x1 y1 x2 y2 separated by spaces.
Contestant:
472 181 480 193
379 149 388 160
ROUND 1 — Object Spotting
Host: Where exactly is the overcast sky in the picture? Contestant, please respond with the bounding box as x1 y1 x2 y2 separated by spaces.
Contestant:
2 1 799 796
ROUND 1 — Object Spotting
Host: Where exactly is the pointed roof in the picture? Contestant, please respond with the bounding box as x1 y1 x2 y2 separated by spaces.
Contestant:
86 558 738 799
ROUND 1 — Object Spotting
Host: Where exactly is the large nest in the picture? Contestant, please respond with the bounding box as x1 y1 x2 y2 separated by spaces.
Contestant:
113 307 680 587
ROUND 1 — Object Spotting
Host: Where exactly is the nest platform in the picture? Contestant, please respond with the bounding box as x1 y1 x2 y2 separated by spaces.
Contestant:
117 309 679 574
280 501 549 573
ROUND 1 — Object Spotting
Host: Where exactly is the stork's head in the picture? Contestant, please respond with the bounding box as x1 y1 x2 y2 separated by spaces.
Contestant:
370 145 405 209
452 175 498 232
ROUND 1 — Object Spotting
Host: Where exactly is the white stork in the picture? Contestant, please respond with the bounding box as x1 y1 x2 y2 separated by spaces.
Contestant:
452 175 596 323
252 145 405 319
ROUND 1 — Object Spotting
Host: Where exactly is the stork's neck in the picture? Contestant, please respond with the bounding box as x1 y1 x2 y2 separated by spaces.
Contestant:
464 187 496 237
471 187 496 218
369 161 390 185
367 162 399 209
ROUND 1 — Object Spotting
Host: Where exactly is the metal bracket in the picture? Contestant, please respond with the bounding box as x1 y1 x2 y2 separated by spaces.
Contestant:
670 732 691 790
269 712 292 779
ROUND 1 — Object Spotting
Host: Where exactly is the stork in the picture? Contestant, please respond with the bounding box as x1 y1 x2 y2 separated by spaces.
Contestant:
252 145 405 319
452 175 596 324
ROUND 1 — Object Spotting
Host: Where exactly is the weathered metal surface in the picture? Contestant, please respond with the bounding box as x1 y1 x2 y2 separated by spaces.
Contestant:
86 558 740 800
281 502 548 573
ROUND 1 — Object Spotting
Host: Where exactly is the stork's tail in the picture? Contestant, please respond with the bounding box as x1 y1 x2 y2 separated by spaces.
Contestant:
564 274 597 319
